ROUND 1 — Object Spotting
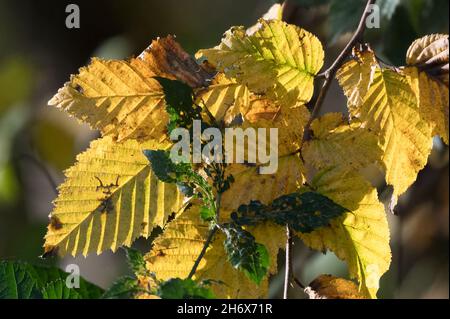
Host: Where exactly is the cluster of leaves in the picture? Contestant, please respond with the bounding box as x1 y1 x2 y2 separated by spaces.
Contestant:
103 248 215 299
1 2 446 300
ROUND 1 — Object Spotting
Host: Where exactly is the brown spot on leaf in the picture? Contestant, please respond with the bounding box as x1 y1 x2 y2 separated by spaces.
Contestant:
49 216 63 230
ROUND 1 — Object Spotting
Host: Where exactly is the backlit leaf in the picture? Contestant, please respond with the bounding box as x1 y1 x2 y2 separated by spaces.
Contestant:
197 20 324 104
337 50 433 198
299 167 391 298
44 136 184 257
302 112 382 171
49 36 212 143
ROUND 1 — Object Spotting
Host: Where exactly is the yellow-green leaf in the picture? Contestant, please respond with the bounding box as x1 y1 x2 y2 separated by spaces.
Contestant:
299 167 391 298
197 20 324 104
44 136 184 257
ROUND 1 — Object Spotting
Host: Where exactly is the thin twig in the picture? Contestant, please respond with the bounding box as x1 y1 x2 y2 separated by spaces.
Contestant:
283 225 293 299
294 276 305 289
304 0 376 141
188 226 218 279
281 0 376 297
187 191 223 279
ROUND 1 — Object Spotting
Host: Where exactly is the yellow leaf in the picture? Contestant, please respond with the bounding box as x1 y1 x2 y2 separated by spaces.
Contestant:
302 112 382 171
49 36 212 143
299 167 391 298
404 66 449 144
197 20 324 104
144 204 284 298
196 73 250 124
305 275 366 299
220 154 305 218
337 54 433 198
336 47 378 110
43 136 184 257
243 98 310 157
404 34 449 145
198 77 310 152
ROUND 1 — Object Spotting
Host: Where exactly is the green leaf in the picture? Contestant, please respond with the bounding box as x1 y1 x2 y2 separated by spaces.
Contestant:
157 278 215 299
102 276 141 299
199 206 216 221
123 247 147 276
144 150 216 221
231 191 348 233
154 77 201 133
0 261 103 299
0 262 41 299
41 279 82 299
222 224 270 285
143 149 192 183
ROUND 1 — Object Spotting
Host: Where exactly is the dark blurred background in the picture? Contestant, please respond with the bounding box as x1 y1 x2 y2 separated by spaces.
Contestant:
0 0 448 298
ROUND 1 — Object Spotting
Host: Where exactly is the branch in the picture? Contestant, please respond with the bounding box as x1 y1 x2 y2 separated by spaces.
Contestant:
294 276 305 289
303 0 376 141
188 226 217 279
187 190 223 279
283 225 293 299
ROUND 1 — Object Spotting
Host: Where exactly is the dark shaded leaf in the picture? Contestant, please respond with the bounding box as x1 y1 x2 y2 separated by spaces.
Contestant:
222 224 270 285
157 278 215 299
154 77 201 133
123 247 147 276
232 191 348 233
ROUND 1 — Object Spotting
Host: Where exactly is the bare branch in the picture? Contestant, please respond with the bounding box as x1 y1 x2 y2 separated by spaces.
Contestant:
187 188 223 279
283 225 293 299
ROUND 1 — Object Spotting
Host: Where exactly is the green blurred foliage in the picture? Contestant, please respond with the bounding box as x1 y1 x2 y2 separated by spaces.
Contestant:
32 119 75 171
